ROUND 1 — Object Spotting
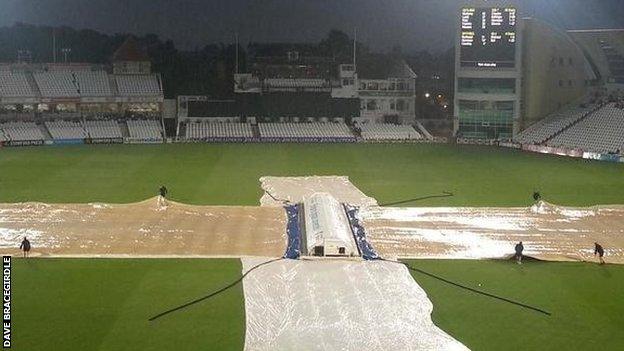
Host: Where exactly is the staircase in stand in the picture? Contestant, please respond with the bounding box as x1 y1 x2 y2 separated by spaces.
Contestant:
251 124 261 139
120 121 130 138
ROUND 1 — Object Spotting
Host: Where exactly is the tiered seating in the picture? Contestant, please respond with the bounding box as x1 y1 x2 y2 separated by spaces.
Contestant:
84 112 121 120
115 75 161 95
74 71 111 96
0 71 35 97
127 120 163 139
547 104 624 153
84 120 122 139
264 79 328 91
514 106 595 144
259 122 353 139
41 112 81 119
185 122 253 139
45 120 87 140
265 79 326 88
0 129 8 142
359 123 422 141
33 71 79 97
0 122 44 141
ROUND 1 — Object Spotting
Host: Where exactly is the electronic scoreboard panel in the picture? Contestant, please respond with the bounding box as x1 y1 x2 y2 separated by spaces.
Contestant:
460 7 517 68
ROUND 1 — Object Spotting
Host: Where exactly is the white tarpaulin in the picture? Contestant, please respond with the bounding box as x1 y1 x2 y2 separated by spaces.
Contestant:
259 176 378 207
303 193 358 256
242 258 469 351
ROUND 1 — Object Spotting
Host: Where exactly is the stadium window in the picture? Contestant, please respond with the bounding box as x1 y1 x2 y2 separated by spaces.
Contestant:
568 80 573 87
397 99 406 111
558 80 564 87
366 100 378 111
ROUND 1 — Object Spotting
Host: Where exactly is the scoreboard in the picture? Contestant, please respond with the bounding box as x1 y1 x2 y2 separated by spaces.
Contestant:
460 7 517 68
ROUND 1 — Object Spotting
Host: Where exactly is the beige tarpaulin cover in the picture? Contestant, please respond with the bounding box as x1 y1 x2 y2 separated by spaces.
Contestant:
0 197 285 257
363 201 624 263
0 175 622 264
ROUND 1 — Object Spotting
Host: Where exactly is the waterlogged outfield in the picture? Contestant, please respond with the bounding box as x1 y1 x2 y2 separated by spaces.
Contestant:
12 259 245 351
12 258 624 351
0 143 623 207
5 143 624 350
407 259 624 351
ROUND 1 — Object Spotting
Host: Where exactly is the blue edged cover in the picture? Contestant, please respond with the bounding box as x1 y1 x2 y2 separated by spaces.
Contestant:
283 204 301 259
344 205 380 260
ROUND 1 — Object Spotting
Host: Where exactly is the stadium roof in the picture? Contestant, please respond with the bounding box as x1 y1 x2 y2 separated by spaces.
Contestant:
112 36 150 62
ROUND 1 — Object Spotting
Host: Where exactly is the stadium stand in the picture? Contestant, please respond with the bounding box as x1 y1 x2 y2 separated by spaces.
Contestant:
84 120 123 139
45 120 88 140
599 41 624 84
0 71 35 97
0 121 45 141
74 71 112 96
127 119 164 140
33 71 80 97
514 105 597 145
358 123 422 141
258 122 354 139
0 128 8 142
264 78 328 91
41 112 81 119
547 103 624 153
115 75 162 95
185 121 253 139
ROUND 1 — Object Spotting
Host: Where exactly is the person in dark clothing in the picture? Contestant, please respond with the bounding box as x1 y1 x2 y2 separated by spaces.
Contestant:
515 241 524 264
532 191 541 202
594 242 605 265
19 237 31 258
158 185 168 208
159 185 168 198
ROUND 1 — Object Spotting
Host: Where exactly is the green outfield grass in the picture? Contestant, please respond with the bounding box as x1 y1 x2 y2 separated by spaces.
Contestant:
12 258 245 351
0 143 623 206
13 258 624 350
406 259 624 351
4 143 624 350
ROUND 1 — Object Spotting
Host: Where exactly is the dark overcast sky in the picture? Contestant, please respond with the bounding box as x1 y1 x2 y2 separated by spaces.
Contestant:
1 0 623 52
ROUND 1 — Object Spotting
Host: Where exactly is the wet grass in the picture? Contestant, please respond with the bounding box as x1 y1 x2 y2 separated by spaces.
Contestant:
4 143 624 350
0 143 623 207
405 259 624 351
12 258 245 351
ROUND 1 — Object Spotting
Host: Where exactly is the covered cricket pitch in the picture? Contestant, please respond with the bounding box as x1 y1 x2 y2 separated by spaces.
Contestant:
1 177 622 263
2 143 623 351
